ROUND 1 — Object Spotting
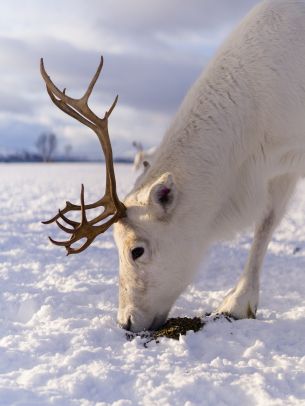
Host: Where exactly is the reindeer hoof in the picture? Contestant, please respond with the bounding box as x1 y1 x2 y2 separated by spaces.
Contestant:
216 288 258 320
218 305 256 320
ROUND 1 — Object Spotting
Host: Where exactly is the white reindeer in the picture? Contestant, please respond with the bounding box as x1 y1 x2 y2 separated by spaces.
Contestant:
132 141 156 171
42 0 305 333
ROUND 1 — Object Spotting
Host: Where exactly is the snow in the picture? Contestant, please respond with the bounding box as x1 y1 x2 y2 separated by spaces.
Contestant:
0 163 304 406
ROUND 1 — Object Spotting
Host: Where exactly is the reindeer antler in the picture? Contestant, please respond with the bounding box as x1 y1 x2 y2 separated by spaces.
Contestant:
40 56 126 255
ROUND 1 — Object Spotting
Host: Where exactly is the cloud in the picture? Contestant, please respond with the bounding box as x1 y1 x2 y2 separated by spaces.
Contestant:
0 1 260 157
94 0 259 40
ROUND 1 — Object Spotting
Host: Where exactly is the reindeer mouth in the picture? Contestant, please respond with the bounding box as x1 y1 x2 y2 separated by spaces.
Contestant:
119 311 169 332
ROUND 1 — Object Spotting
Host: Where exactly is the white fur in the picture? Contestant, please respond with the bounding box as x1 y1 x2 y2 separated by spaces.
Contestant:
114 0 305 332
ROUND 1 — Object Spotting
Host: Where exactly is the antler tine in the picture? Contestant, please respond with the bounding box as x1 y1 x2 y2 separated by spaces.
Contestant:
55 220 75 234
82 55 103 103
104 94 119 120
48 236 71 247
58 210 79 227
40 58 75 106
80 184 88 223
66 238 94 255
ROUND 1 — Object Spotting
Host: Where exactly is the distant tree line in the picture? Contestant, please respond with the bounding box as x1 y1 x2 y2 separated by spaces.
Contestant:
0 131 133 163
0 132 72 163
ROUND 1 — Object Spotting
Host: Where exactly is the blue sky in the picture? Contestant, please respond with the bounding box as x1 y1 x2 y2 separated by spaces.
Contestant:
0 0 259 159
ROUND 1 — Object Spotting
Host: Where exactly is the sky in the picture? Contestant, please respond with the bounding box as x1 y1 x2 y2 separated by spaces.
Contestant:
0 0 259 159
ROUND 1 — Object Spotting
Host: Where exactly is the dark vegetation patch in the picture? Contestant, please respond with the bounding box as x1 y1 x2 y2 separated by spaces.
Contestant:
126 314 233 346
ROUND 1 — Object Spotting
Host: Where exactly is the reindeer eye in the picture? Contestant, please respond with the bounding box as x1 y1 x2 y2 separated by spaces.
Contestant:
131 247 145 261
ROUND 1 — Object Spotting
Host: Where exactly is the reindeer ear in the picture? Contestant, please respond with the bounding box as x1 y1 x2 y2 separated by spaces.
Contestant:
148 173 178 219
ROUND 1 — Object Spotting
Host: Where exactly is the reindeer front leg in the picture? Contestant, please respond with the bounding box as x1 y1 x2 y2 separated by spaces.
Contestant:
217 174 298 319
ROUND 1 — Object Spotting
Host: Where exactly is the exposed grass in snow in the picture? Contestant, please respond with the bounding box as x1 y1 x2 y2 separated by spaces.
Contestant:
0 163 304 406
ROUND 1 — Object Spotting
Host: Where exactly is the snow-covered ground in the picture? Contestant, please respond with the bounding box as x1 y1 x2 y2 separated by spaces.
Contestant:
0 163 304 406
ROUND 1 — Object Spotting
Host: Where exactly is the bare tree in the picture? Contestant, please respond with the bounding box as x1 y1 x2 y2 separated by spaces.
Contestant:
36 133 47 162
36 132 57 162
64 144 72 160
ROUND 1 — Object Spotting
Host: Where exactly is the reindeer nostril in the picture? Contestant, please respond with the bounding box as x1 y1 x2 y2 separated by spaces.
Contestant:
119 316 132 331
126 316 132 331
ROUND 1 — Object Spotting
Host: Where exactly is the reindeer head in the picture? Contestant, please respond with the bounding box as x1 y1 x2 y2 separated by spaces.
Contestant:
41 58 199 333
113 171 185 331
132 141 144 171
